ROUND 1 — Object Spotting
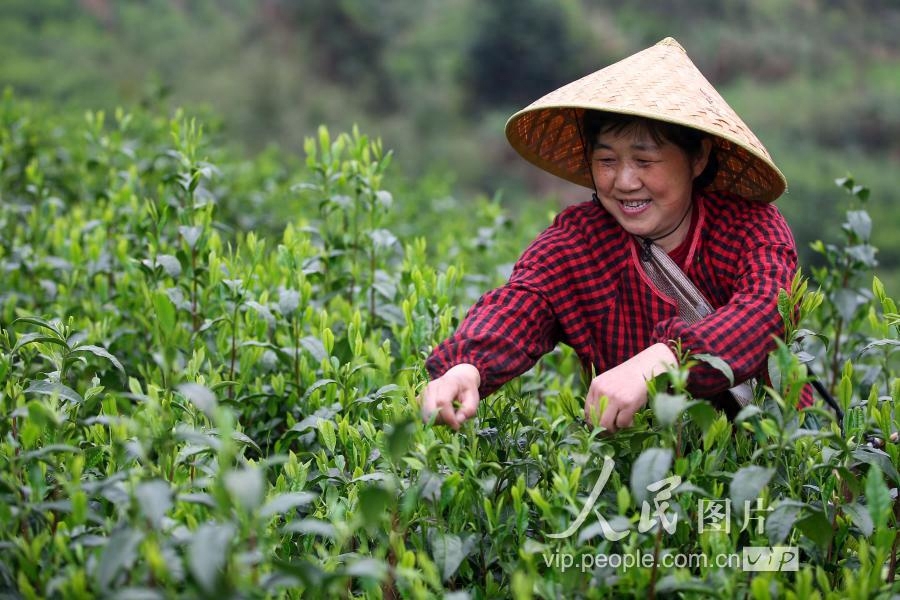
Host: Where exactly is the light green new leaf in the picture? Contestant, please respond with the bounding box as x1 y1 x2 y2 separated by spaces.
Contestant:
152 290 176 338
317 419 337 453
864 464 891 530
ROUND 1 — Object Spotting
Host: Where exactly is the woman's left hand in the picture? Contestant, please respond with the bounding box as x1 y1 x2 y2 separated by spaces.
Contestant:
584 343 678 433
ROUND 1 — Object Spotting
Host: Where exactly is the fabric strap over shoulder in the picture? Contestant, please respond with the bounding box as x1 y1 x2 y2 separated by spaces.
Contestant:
636 236 755 411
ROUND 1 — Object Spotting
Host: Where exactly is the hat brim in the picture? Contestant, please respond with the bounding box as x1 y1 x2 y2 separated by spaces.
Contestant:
505 38 787 203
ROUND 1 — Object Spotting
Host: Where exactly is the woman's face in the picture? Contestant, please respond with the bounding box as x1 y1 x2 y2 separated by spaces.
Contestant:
590 126 710 250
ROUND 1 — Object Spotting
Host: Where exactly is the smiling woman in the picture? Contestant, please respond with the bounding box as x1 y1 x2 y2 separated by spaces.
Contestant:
587 116 712 252
422 37 813 433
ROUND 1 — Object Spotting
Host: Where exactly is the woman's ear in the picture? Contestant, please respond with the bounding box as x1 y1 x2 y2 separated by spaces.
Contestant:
692 138 713 178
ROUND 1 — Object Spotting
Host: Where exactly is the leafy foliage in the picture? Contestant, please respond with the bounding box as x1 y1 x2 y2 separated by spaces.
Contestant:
2 0 900 288
1 100 898 598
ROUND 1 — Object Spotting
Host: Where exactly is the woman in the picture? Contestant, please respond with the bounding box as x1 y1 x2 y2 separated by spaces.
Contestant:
422 38 811 433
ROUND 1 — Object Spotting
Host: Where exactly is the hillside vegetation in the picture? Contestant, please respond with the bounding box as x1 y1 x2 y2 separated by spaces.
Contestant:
1 0 900 284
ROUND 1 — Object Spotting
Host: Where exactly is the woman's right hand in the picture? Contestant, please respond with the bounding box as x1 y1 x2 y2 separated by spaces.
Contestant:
420 363 481 430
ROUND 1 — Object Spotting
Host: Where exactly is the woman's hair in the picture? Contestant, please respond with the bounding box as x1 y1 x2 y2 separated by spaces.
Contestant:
581 110 719 190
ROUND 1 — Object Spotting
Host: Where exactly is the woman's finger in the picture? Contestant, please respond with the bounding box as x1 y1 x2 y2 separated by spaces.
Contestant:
437 394 459 430
455 387 479 424
615 406 634 430
421 383 442 424
599 402 618 433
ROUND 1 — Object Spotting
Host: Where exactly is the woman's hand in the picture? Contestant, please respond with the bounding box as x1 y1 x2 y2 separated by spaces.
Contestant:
584 343 678 433
421 363 481 430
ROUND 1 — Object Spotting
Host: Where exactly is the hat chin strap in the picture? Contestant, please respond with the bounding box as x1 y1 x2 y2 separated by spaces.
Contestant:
635 201 692 261
589 191 692 261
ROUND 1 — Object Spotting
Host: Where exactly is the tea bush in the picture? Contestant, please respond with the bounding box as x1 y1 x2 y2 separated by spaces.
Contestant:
1 96 897 598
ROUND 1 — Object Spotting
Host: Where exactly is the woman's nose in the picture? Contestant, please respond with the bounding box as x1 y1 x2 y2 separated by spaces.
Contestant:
614 165 641 191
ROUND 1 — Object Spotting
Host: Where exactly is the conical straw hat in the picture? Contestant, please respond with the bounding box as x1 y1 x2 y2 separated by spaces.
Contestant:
505 37 786 203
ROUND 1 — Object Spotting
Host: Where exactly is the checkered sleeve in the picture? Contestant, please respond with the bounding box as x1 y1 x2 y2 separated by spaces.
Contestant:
652 205 798 397
425 212 587 397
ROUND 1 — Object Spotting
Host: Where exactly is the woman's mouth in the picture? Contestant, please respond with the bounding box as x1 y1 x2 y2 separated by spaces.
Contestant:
620 198 651 213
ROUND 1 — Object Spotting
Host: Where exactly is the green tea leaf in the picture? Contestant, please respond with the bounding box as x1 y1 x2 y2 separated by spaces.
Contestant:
260 492 317 519
24 400 61 428
864 463 891 529
692 354 734 386
652 393 687 427
152 290 176 338
656 575 721 594
842 501 874 536
178 382 217 417
302 378 338 402
317 419 337 453
135 480 173 529
71 344 125 373
299 337 328 362
729 466 774 518
109 588 165 600
13 333 70 353
179 225 203 249
766 500 804 545
385 419 416 461
342 557 388 580
224 467 265 511
230 430 262 454
630 448 673 505
429 531 477 581
189 523 234 593
282 518 336 538
25 381 83 405
19 443 81 462
846 210 872 240
852 446 900 486
97 527 144 590
358 485 393 523
796 510 833 548
12 316 62 336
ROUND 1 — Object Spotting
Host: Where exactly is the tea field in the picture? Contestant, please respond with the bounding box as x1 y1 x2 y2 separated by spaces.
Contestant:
1 96 898 598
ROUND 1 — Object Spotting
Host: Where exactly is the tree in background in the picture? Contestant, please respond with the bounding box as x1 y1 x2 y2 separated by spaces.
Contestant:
463 0 595 110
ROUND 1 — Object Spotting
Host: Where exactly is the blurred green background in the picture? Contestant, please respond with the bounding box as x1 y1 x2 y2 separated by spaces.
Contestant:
3 0 900 286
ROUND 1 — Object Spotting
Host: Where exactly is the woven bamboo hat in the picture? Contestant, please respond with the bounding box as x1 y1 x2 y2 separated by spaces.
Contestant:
505 37 786 203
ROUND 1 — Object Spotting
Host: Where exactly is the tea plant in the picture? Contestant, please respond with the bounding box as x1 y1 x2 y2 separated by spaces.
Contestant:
0 97 897 598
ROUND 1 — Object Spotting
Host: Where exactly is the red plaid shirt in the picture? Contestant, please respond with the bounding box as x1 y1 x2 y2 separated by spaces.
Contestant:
427 191 813 408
